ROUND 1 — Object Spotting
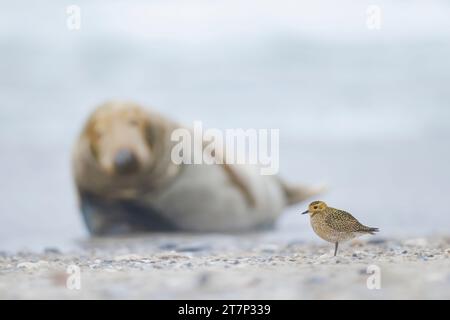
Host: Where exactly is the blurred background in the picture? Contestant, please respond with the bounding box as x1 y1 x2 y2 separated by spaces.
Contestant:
1 0 450 251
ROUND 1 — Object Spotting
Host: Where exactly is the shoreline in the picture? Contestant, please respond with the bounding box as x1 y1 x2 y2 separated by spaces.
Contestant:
1 235 449 299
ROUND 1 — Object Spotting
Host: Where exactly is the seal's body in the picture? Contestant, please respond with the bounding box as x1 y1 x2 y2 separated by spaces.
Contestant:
73 101 320 235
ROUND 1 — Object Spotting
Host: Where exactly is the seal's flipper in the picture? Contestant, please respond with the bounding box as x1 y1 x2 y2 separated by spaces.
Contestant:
221 163 257 208
203 142 256 208
78 190 176 235
280 181 326 206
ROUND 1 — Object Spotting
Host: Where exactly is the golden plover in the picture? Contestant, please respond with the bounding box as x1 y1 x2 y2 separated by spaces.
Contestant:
301 201 379 256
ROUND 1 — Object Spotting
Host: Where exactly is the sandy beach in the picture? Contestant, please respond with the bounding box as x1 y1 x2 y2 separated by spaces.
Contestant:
1 235 449 299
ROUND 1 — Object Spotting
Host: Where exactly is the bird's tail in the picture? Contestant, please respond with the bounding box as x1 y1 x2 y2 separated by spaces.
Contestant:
362 227 379 235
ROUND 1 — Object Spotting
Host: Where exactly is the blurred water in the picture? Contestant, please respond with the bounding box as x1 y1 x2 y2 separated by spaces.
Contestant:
1 0 450 251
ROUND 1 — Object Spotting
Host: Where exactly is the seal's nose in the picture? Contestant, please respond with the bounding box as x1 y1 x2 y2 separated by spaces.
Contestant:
114 148 139 175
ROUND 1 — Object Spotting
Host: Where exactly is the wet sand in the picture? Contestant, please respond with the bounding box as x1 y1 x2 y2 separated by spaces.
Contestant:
1 235 449 299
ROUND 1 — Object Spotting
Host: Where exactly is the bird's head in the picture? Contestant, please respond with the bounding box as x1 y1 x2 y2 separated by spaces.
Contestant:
300 200 328 216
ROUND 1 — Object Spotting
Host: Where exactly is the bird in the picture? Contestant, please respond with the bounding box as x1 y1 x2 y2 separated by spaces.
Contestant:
300 201 379 256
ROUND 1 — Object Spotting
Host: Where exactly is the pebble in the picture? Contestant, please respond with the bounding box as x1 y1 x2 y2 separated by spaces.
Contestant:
367 238 387 244
43 247 61 255
404 238 428 247
16 261 49 270
305 276 327 285
158 242 178 250
176 244 210 252
259 244 278 253
113 254 145 261
197 272 211 286
286 240 305 247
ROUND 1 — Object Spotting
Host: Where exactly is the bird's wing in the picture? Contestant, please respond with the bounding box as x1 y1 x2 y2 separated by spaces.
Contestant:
325 208 367 232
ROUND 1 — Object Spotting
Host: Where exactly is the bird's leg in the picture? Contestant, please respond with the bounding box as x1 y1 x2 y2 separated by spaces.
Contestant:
334 242 339 256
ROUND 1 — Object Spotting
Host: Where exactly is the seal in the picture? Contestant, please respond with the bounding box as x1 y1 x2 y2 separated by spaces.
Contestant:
72 101 322 235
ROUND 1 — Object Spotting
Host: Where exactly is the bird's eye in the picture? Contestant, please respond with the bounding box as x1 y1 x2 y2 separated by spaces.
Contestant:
313 206 318 209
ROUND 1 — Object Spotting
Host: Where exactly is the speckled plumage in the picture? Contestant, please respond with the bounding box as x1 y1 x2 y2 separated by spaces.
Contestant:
301 201 379 256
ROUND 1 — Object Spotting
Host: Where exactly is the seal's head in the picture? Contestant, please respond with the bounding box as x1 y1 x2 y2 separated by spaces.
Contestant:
84 101 157 177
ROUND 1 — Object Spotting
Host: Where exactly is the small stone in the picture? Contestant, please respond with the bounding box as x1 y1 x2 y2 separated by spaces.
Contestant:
113 254 144 261
305 276 327 285
404 238 428 247
197 272 210 286
16 261 48 270
248 277 262 286
158 243 177 250
367 238 387 244
350 240 364 247
177 244 210 252
259 244 278 253
44 247 61 255
287 240 305 247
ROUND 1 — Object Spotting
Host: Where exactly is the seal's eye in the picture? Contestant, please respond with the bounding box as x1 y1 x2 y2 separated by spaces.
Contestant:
313 206 318 210
93 129 103 140
128 119 139 126
91 124 103 140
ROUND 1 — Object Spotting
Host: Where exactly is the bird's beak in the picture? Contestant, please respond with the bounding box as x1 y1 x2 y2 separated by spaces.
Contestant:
301 210 309 215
